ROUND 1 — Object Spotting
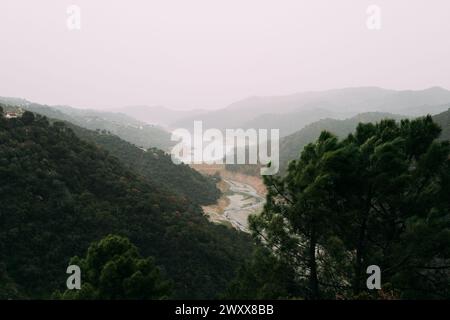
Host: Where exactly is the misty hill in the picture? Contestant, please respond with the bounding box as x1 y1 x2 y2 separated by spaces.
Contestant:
279 110 450 174
278 112 408 174
173 87 450 134
242 108 339 137
0 101 220 205
0 96 30 107
0 110 252 299
44 104 174 151
0 97 174 151
229 109 450 176
433 108 450 140
226 86 450 115
71 126 220 205
116 105 207 127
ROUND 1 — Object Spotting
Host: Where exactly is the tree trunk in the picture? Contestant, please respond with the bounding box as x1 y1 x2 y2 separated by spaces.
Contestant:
354 216 367 296
309 225 320 299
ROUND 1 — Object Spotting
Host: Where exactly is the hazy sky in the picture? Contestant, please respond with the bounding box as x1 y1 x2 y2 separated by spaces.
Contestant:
1 0 449 110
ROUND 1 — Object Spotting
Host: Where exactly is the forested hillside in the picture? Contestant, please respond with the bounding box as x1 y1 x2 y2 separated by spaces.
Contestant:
226 111 450 177
279 112 406 174
224 113 406 176
230 116 450 299
433 108 450 140
0 98 174 151
71 126 220 205
1 102 220 205
0 109 252 299
280 110 450 175
51 105 174 150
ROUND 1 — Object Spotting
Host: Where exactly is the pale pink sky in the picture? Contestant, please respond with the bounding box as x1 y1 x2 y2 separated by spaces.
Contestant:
0 0 449 110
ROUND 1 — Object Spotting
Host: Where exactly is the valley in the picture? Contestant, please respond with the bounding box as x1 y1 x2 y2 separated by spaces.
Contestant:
203 178 265 232
2 0 450 303
192 164 267 232
1 90 449 300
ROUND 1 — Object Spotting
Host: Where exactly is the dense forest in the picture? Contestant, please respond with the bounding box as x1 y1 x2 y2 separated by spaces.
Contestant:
224 113 405 176
224 110 450 176
278 112 406 174
55 234 173 299
0 98 174 151
70 126 220 205
279 109 450 175
1 103 450 300
227 116 450 299
0 107 252 299
433 108 450 140
1 101 220 205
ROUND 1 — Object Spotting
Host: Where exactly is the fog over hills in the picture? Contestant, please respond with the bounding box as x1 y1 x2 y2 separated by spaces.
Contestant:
0 97 174 151
168 87 450 136
4 86 450 141
114 105 208 128
278 112 408 173
277 108 450 174
433 108 450 141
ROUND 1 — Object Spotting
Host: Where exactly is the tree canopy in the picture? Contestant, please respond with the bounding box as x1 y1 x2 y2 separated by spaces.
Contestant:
0 112 252 299
240 116 450 299
57 235 171 299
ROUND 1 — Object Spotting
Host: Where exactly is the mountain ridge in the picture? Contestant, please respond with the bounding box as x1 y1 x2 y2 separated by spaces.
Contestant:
172 87 450 135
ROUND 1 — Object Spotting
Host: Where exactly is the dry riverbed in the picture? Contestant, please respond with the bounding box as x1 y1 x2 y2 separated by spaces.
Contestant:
198 167 266 232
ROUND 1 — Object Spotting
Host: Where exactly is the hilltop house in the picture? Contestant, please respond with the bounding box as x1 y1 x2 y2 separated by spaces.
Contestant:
3 107 24 119
5 112 19 119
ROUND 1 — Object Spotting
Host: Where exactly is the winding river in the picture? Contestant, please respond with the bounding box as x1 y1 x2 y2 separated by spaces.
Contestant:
203 178 265 232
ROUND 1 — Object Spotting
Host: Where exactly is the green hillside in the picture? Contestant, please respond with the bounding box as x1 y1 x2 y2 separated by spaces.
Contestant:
1 101 220 205
0 98 174 151
433 108 450 140
224 112 407 176
279 112 406 174
0 109 252 299
71 126 220 205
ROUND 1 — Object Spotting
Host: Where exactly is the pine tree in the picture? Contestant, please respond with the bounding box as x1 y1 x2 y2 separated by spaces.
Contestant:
249 116 450 299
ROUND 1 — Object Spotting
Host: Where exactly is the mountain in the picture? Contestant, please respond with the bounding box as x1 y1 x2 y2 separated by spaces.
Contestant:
241 108 339 137
0 109 252 299
173 87 450 134
225 86 450 115
0 96 30 107
116 105 207 127
45 104 174 151
0 97 174 151
239 109 450 176
223 112 408 176
433 108 450 140
280 109 450 174
279 112 408 174
71 126 220 205
1 100 220 205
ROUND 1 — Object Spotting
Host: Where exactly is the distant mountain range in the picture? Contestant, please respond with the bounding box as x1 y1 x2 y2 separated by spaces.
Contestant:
280 108 450 173
114 105 207 128
224 86 450 115
3 86 450 162
227 108 450 176
0 97 174 151
6 87 449 140
165 87 450 137
278 112 408 173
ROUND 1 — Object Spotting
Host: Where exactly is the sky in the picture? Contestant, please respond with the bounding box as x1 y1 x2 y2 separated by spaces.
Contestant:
0 0 449 110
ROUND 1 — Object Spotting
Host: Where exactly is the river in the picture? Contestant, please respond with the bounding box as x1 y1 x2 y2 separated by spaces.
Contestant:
203 178 265 232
